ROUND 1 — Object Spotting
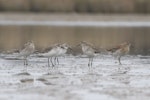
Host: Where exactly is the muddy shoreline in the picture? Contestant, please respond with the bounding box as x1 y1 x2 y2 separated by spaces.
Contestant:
0 54 149 100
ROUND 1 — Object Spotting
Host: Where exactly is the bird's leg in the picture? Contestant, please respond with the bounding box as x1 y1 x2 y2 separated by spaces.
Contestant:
48 58 50 67
54 57 59 65
23 57 26 72
50 57 54 67
26 58 28 72
24 57 26 66
54 57 56 65
88 58 90 67
47 58 51 74
89 58 92 68
91 57 93 67
57 57 59 65
24 57 27 72
118 56 122 65
26 57 28 66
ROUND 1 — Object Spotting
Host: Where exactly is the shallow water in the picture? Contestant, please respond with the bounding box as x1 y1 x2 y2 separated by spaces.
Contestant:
0 54 150 100
0 20 150 27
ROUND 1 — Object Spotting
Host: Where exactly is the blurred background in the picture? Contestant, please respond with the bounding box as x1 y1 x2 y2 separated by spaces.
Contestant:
0 0 149 55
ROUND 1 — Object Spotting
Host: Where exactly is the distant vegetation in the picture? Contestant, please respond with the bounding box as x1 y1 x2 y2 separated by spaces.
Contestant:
0 0 150 13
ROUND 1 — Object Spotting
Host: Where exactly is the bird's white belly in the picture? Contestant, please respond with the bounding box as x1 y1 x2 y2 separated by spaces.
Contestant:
84 51 94 57
20 50 33 57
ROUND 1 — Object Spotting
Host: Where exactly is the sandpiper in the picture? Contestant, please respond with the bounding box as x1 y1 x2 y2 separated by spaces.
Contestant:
54 43 70 65
79 41 99 67
19 41 35 71
107 42 131 65
38 43 70 69
39 44 60 67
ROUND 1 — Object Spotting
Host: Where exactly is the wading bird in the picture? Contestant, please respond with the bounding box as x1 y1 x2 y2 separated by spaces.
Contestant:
19 41 35 71
107 42 131 65
79 41 100 67
38 43 70 68
54 43 70 65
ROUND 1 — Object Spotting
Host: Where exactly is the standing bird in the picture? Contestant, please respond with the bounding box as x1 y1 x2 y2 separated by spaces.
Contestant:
107 42 131 65
38 43 70 69
19 41 35 71
39 44 60 68
80 41 99 67
54 43 70 65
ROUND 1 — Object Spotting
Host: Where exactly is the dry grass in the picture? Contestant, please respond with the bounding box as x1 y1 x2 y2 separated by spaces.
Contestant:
0 0 150 13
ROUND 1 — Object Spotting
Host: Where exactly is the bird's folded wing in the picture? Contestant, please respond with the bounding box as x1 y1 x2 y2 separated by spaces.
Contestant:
107 45 121 53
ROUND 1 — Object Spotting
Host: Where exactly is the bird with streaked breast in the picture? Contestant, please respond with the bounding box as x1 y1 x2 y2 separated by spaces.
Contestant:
107 42 131 65
80 41 100 67
19 41 35 71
